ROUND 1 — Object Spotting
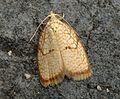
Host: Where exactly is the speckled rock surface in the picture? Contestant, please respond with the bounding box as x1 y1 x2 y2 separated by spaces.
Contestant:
0 0 120 99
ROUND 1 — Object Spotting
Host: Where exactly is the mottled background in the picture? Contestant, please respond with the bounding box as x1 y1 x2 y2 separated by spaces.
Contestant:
0 0 120 99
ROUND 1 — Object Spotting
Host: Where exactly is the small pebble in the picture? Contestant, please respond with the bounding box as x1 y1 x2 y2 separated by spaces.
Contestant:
24 73 31 79
97 85 102 91
106 88 110 92
8 50 12 56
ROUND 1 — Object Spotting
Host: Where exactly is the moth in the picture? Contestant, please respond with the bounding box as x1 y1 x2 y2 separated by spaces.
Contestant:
37 11 92 87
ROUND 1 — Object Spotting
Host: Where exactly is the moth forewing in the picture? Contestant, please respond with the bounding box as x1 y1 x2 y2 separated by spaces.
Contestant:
37 11 92 87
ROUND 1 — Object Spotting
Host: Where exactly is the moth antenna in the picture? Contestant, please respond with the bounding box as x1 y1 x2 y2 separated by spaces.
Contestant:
29 14 52 43
62 12 64 18
29 23 41 42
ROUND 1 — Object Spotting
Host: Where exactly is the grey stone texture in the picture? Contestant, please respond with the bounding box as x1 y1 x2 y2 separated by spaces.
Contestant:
0 0 120 99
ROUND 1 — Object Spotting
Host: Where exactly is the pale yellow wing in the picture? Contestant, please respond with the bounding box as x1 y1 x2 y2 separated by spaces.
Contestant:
53 14 92 80
38 17 65 87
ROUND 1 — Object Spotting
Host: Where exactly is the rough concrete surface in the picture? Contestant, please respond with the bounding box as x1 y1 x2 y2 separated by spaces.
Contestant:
0 0 120 99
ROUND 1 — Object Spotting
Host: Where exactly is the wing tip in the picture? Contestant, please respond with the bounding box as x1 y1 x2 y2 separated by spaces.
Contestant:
72 69 92 80
39 72 64 87
66 67 92 81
